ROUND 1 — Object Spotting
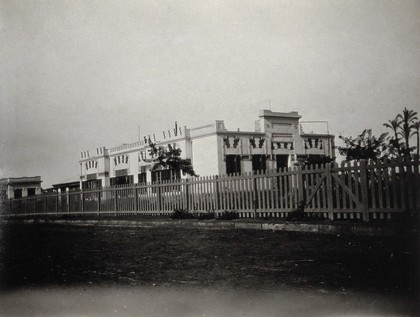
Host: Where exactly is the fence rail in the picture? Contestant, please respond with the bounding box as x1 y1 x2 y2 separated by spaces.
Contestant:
2 158 419 221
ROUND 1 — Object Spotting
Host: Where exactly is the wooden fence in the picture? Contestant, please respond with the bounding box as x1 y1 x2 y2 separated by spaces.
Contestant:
2 158 419 221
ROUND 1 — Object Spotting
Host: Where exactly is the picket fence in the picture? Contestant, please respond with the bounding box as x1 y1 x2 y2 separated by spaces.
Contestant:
2 158 419 222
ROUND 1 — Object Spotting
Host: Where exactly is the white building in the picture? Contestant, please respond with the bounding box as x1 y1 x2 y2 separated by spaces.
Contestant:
79 110 335 189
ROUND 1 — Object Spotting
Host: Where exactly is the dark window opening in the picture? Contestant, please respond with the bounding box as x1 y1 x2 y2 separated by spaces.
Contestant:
226 155 241 175
86 173 97 180
82 179 102 189
137 173 148 193
14 189 22 199
138 173 147 184
296 155 307 165
27 188 36 196
276 155 289 170
115 169 129 177
252 155 266 173
151 169 180 183
151 169 181 193
110 175 134 186
138 165 150 184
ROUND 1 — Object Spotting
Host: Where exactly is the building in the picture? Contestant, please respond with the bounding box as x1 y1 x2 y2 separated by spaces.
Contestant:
0 176 43 199
52 180 80 193
79 110 335 188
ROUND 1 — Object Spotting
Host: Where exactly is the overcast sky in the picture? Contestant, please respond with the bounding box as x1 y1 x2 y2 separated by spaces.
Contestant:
1 0 419 188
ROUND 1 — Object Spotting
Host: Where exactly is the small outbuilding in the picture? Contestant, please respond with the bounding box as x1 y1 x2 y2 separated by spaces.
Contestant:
52 180 80 193
0 176 43 199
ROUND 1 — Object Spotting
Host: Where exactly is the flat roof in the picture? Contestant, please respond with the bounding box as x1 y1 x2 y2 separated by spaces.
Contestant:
259 109 302 119
0 176 42 185
52 181 80 188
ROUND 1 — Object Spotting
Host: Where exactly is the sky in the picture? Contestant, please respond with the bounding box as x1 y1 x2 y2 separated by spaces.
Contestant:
1 0 419 188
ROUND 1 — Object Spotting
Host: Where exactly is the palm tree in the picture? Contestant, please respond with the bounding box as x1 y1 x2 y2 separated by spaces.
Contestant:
414 121 420 158
397 108 418 157
383 117 401 155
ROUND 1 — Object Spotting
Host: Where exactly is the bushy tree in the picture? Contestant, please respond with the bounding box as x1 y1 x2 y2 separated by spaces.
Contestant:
340 107 419 162
337 129 388 161
302 155 335 167
147 142 198 177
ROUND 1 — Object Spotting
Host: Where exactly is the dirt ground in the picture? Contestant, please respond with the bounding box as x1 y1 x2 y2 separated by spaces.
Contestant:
0 223 418 316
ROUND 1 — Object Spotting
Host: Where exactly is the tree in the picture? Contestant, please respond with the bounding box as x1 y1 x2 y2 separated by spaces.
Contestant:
302 155 335 167
383 117 401 155
339 108 418 162
397 107 418 157
337 129 388 161
414 121 420 158
147 142 198 178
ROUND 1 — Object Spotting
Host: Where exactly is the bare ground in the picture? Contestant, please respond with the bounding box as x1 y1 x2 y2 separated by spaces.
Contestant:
0 223 418 316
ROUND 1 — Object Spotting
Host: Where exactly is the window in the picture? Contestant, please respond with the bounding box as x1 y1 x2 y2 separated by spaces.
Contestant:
110 175 134 186
151 169 180 182
252 155 266 173
276 155 289 170
138 173 147 184
115 169 128 177
87 173 97 180
225 155 241 175
14 189 22 199
151 169 181 193
27 188 36 196
82 179 102 189
138 165 149 184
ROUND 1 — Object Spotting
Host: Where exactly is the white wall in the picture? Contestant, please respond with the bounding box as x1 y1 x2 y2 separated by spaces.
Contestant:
192 135 220 176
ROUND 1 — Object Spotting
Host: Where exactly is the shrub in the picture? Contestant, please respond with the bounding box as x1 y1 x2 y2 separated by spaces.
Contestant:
171 209 196 219
286 201 327 221
286 201 306 221
197 212 216 220
217 211 239 220
304 212 327 221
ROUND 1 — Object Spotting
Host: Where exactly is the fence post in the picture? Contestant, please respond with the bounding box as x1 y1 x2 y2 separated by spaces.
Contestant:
67 190 70 214
157 182 162 212
185 179 189 211
326 163 334 220
360 160 369 222
43 195 47 214
97 189 101 216
81 189 84 214
297 165 304 205
215 175 220 214
55 194 59 215
114 187 118 216
133 186 138 214
253 172 258 219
